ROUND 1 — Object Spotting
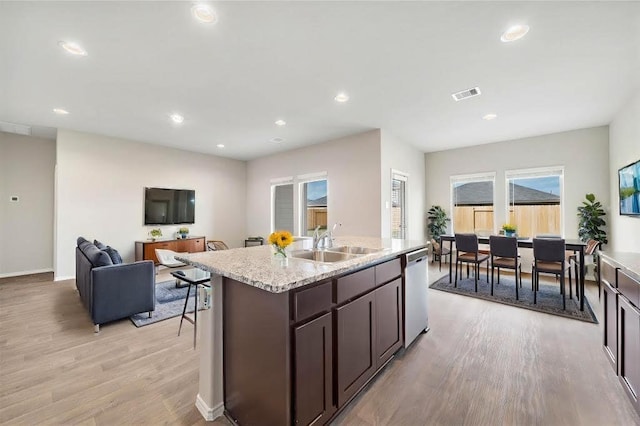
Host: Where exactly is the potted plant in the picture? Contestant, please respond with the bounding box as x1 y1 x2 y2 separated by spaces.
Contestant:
178 227 189 239
427 205 450 242
502 223 517 237
149 228 162 241
577 193 608 244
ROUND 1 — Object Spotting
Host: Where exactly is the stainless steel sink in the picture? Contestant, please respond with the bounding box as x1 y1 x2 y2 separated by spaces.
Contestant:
325 246 383 255
289 249 360 263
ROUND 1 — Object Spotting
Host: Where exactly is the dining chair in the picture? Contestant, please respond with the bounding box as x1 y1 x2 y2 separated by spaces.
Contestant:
568 239 600 298
207 240 229 251
430 238 451 271
532 238 572 310
454 233 489 292
489 236 521 300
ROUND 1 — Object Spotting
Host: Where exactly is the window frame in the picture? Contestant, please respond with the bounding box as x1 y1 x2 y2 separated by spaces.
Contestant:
270 176 294 234
504 165 565 238
298 172 328 237
391 169 409 239
450 171 496 235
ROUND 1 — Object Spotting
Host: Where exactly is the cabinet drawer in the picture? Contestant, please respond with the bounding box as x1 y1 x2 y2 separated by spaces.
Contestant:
601 259 617 287
335 267 375 304
375 258 401 285
618 270 640 308
292 281 333 322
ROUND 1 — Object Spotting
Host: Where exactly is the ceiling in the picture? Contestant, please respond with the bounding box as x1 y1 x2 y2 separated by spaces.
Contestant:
1 1 639 161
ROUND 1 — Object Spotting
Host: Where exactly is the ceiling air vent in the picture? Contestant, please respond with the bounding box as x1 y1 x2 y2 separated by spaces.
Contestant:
451 87 481 102
0 121 32 136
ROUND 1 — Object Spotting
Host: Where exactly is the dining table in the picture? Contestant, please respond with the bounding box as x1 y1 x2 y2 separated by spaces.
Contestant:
439 235 588 311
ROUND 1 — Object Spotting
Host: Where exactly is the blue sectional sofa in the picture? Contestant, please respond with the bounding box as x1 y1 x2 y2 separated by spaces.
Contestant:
75 237 155 332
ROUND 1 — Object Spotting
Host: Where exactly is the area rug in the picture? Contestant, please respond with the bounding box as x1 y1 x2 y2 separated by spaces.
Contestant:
430 274 598 323
130 279 195 327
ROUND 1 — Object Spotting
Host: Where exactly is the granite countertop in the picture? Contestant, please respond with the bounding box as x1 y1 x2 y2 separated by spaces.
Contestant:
176 236 428 293
599 251 640 281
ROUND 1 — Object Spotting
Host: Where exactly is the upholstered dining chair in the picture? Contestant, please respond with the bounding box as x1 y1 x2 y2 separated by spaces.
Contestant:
155 249 187 284
532 238 572 310
489 235 521 300
454 233 489 292
568 238 601 298
430 238 451 271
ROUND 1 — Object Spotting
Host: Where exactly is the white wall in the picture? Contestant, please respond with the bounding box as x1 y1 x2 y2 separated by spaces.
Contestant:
425 126 610 241
609 91 640 252
380 130 426 240
246 130 382 239
55 129 247 280
0 133 55 277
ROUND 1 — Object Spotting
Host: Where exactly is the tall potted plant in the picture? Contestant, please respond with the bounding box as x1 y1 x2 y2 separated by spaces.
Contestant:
577 193 608 244
427 205 450 242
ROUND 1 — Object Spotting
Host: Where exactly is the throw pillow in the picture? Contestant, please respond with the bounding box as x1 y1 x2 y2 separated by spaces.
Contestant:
94 239 107 250
82 244 113 267
103 246 123 264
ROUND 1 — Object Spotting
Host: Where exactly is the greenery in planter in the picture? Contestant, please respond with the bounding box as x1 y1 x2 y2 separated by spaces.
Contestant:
502 223 517 233
577 193 608 244
149 228 162 240
427 205 450 241
178 227 189 234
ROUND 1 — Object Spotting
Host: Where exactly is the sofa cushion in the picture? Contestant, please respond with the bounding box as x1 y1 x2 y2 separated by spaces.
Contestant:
103 246 123 264
82 243 113 267
94 240 107 250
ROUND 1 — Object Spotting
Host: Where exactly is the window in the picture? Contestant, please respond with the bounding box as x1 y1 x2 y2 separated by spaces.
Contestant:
300 178 328 236
505 167 563 238
391 171 408 239
451 172 496 235
271 178 294 233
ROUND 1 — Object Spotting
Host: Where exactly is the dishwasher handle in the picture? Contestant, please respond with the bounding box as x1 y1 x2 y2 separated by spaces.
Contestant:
406 248 429 263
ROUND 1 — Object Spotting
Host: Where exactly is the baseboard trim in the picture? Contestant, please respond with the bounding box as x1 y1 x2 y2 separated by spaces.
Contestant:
195 394 224 421
54 275 75 282
0 268 53 279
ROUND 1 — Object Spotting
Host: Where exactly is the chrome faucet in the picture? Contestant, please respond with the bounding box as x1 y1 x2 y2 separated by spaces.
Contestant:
313 223 340 249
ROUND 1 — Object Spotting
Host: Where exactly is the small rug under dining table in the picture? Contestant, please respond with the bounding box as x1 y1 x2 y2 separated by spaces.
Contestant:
429 274 598 323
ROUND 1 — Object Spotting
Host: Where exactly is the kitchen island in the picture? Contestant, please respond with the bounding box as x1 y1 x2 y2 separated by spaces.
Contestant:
177 236 428 425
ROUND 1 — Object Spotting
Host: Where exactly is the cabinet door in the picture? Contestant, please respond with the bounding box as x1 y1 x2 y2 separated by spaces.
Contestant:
375 278 403 368
618 296 640 411
336 292 376 408
603 280 619 371
293 313 335 426
175 239 191 253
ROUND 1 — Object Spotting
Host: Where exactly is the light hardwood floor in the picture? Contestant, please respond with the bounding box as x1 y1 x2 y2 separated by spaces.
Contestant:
1 264 638 425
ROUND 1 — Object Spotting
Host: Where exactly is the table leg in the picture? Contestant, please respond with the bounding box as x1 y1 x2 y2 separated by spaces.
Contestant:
194 283 198 348
448 239 454 283
580 248 585 311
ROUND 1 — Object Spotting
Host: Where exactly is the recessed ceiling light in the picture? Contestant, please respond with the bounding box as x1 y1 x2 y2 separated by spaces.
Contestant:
170 113 184 124
192 4 217 24
501 25 530 42
270 137 285 144
216 144 225 148
275 119 286 126
53 108 70 115
483 113 498 120
58 41 87 56
334 92 349 103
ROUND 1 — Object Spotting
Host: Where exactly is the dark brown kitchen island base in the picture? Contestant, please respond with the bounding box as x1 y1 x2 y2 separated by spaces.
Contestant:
223 257 404 426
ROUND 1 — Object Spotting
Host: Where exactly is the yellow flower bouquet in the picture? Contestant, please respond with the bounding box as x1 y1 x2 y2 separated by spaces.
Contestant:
268 230 293 258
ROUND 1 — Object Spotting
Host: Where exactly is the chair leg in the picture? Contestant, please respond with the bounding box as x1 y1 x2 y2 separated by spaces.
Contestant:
491 263 494 295
454 259 458 288
148 311 152 318
497 267 500 284
178 283 193 336
474 263 478 292
94 324 100 333
515 265 520 300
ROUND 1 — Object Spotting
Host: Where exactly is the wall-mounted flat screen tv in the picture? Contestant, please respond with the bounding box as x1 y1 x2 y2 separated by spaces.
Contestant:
144 187 195 225
619 159 640 216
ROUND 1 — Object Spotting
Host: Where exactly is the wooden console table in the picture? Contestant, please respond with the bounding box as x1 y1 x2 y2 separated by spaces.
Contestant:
135 236 206 264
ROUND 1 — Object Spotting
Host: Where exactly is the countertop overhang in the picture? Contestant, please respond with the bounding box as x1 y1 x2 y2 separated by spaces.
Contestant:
176 236 428 293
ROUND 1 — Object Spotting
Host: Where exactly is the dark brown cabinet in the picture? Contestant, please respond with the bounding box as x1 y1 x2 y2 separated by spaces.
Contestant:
599 252 640 417
603 278 619 370
336 291 376 408
618 295 640 412
294 312 335 426
375 278 403 367
223 256 409 426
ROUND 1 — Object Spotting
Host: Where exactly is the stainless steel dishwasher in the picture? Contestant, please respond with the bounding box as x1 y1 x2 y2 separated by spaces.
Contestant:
404 248 429 348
